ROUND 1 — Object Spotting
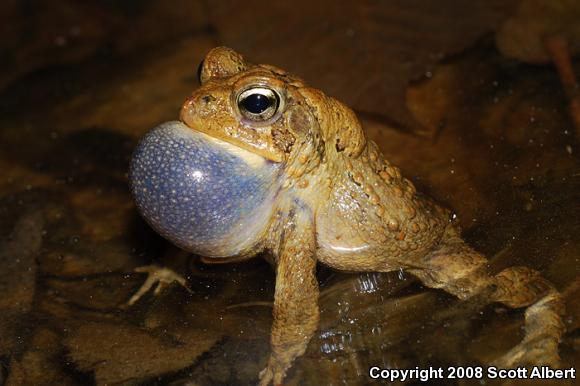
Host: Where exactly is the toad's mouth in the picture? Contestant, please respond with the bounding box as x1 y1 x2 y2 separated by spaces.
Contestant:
179 100 286 163
182 122 275 169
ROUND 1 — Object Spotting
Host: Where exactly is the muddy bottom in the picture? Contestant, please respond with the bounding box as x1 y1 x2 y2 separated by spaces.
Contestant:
0 1 578 385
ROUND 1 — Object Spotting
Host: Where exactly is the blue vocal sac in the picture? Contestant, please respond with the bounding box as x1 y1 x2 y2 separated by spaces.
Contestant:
129 121 282 257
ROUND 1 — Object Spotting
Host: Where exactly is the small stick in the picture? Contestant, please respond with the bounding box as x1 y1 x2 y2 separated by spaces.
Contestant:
544 35 580 139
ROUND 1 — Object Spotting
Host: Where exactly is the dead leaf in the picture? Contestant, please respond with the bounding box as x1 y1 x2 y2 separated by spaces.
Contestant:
65 321 222 385
208 0 514 130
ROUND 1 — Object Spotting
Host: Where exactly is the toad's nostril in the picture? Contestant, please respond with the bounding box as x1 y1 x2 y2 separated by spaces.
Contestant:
202 95 215 104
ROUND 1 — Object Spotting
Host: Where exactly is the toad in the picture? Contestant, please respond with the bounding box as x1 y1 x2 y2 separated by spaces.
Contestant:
129 47 565 385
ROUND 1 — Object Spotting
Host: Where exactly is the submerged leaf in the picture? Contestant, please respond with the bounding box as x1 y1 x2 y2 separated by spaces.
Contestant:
65 321 222 385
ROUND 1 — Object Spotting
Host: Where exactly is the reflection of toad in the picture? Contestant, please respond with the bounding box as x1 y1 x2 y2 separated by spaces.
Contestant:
129 47 565 385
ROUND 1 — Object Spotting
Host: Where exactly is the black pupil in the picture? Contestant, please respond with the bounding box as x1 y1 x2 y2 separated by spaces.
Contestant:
241 93 272 114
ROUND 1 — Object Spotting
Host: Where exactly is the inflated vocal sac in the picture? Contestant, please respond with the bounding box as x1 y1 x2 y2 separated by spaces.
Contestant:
130 121 282 257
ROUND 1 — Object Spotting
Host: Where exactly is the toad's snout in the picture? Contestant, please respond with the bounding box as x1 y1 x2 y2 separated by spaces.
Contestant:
129 121 282 257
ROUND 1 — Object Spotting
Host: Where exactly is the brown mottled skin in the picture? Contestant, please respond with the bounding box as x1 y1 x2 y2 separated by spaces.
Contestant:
149 47 566 385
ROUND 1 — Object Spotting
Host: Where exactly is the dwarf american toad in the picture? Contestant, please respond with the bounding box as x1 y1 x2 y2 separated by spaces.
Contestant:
129 47 565 385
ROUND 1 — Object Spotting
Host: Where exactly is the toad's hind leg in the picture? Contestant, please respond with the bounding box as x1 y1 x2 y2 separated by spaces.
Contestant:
407 229 565 367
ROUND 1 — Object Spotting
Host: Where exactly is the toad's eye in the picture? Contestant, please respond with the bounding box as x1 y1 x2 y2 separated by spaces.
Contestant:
237 87 280 121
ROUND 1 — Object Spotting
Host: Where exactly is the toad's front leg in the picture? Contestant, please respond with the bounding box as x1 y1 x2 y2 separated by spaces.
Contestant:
259 212 319 386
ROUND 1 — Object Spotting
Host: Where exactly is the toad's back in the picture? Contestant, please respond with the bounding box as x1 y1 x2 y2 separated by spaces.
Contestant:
315 140 450 271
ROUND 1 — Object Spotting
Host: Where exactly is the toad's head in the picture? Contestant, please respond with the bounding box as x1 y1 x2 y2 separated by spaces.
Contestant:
130 47 365 257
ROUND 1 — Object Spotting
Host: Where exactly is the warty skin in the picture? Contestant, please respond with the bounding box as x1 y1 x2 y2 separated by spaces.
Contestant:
129 47 565 386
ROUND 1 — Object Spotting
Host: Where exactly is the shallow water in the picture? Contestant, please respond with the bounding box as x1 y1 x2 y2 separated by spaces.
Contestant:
0 1 578 385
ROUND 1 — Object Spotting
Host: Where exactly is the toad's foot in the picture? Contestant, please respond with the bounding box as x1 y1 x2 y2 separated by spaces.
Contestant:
491 291 563 368
125 265 191 307
408 233 565 368
258 356 286 386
